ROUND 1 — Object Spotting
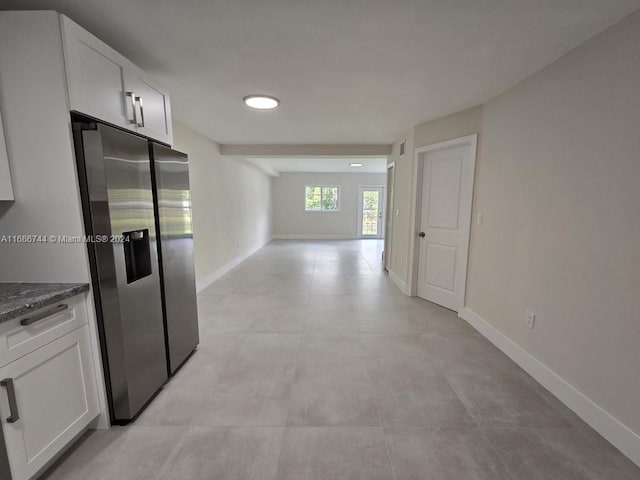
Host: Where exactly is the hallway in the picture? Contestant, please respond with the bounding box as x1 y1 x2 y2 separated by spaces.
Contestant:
44 241 639 479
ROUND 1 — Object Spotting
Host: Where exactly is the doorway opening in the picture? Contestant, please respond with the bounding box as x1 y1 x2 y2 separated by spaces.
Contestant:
384 163 395 271
357 186 385 239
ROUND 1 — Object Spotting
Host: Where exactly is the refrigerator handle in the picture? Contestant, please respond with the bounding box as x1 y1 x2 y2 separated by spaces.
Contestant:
125 92 137 125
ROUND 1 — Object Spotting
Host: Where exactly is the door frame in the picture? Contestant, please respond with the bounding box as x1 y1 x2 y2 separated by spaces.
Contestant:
357 185 385 239
384 162 395 271
407 134 478 310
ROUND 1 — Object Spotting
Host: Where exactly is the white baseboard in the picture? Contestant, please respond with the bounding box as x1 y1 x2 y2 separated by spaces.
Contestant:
388 269 407 293
272 234 357 240
458 307 640 467
196 238 270 293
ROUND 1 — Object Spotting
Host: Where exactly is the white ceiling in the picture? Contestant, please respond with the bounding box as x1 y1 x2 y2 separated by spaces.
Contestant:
1 0 639 144
245 157 388 175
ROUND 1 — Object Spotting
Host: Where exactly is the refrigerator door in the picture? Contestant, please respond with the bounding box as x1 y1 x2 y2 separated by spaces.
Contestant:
79 123 168 422
151 143 199 374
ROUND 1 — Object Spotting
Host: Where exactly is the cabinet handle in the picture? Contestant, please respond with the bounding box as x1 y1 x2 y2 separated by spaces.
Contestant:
125 91 137 125
20 303 68 326
135 96 145 128
0 378 19 424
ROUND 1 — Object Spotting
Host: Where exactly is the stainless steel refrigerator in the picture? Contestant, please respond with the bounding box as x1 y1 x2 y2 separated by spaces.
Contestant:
73 119 199 423
150 143 199 375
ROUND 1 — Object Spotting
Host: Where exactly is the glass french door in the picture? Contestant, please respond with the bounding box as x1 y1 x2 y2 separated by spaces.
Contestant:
359 186 384 238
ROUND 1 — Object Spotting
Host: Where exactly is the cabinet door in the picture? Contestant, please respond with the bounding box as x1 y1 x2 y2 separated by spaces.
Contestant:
124 66 173 145
0 104 13 201
0 326 99 480
60 15 135 131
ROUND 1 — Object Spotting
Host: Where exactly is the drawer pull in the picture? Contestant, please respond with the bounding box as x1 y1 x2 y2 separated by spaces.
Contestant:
20 303 68 326
0 378 19 423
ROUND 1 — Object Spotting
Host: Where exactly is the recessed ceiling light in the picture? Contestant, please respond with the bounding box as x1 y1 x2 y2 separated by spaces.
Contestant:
243 95 280 110
350 163 363 167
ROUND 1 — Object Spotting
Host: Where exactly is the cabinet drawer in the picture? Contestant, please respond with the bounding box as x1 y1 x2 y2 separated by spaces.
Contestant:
0 294 88 367
0 325 99 480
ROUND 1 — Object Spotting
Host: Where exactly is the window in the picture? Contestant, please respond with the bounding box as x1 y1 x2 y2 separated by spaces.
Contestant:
305 185 339 211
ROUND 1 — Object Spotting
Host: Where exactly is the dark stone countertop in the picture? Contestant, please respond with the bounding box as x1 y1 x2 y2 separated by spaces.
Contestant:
0 283 90 324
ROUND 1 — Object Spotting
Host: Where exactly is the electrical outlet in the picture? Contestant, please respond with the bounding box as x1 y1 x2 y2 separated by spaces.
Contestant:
477 213 484 225
525 310 536 329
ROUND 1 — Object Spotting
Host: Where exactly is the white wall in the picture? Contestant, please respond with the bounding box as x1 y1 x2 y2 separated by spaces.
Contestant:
272 172 386 239
388 10 640 465
0 12 90 283
0 11 116 429
386 130 413 285
467 8 640 441
386 106 484 288
171 121 272 291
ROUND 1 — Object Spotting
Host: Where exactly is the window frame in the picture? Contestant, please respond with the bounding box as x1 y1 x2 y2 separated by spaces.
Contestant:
304 185 341 213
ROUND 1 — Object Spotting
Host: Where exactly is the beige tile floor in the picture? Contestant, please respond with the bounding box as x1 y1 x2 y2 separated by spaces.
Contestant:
43 240 640 479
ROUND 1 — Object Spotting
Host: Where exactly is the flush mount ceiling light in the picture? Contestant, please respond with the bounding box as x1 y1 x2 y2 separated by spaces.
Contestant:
350 163 363 167
243 94 280 110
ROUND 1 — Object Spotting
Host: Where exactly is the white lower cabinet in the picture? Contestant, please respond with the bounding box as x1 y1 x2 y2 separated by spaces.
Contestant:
0 325 99 480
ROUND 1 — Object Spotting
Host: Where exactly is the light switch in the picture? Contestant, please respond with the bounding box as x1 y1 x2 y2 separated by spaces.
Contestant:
395 209 400 216
525 310 536 329
477 213 484 225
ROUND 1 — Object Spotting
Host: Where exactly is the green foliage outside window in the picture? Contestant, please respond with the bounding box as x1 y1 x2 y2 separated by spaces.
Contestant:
305 186 339 211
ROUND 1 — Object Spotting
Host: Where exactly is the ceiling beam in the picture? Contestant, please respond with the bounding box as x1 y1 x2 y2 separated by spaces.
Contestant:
237 158 281 177
220 144 392 157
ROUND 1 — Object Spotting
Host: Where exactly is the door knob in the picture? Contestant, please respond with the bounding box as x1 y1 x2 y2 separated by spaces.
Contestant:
418 232 426 238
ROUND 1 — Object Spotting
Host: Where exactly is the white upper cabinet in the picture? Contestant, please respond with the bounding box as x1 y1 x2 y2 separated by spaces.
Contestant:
60 16 132 132
124 66 174 145
0 105 14 201
60 15 173 145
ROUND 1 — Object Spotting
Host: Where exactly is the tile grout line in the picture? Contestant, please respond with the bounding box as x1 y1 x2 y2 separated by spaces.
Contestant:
474 423 520 480
415 331 522 479
418 338 477 424
357 331 398 480
152 427 194 480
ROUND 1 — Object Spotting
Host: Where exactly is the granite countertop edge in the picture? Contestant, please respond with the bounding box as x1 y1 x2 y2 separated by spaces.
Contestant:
0 283 90 324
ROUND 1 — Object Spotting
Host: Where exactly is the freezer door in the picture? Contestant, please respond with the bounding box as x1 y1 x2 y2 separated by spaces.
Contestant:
151 143 199 374
81 124 168 421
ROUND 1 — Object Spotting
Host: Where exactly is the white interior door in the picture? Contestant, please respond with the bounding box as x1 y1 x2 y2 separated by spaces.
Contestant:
416 137 476 311
358 186 384 238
